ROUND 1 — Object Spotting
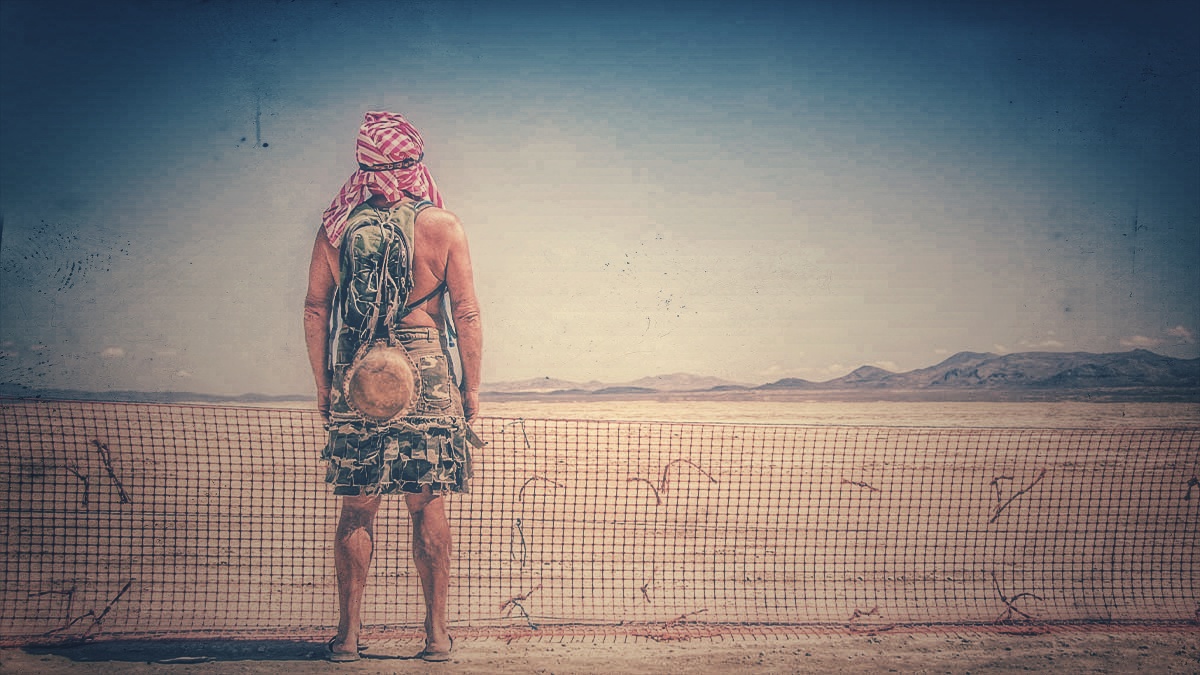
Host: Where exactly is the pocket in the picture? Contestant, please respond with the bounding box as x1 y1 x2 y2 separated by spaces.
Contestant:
414 352 454 415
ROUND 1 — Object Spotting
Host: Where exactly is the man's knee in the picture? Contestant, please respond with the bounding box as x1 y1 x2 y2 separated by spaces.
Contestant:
339 494 381 529
404 487 441 515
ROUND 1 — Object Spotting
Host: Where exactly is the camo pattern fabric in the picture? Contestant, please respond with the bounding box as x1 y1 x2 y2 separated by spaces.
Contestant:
323 328 473 495
329 201 429 354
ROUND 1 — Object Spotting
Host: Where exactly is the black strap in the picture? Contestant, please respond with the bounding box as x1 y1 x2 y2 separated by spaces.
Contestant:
392 201 459 361
359 152 424 172
401 282 446 316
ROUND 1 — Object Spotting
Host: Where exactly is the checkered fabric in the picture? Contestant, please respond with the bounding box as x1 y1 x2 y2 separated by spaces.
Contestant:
322 111 444 246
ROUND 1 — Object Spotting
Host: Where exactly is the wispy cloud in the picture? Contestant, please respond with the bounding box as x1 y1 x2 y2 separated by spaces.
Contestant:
1120 335 1162 348
1167 325 1195 344
1019 338 1065 350
1121 326 1195 349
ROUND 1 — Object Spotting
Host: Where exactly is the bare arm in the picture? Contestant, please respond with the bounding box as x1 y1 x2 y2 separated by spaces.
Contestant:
303 229 339 419
442 215 483 423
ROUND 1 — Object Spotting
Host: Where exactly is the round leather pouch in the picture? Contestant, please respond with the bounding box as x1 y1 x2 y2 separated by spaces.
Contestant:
342 340 423 423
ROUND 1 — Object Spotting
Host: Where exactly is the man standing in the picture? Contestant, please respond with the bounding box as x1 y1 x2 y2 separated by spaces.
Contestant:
303 111 482 662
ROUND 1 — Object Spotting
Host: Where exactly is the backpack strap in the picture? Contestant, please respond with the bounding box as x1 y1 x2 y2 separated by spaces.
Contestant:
401 199 461 380
402 282 446 314
395 199 444 321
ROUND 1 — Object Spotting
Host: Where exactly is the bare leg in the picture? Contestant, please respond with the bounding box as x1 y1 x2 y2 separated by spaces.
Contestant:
405 487 452 655
332 493 381 656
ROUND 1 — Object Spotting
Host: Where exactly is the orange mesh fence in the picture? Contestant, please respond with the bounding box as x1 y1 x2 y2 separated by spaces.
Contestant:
1 398 1197 645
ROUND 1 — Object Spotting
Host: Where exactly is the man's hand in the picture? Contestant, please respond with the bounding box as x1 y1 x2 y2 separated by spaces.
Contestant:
317 386 332 422
461 388 479 424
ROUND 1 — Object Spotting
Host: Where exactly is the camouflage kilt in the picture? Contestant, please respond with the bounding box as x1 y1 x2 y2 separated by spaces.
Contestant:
323 328 473 495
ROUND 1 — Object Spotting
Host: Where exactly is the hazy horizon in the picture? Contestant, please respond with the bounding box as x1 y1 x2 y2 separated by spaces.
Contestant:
2 0 1197 397
2 346 1194 401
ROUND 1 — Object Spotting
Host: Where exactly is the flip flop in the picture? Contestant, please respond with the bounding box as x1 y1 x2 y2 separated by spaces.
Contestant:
326 637 361 663
417 636 453 662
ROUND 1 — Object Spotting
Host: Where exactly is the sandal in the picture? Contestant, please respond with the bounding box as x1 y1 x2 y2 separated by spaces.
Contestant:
417 636 453 662
326 637 361 663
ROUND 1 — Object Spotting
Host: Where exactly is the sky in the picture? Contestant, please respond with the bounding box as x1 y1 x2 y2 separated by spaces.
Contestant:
1 0 1197 396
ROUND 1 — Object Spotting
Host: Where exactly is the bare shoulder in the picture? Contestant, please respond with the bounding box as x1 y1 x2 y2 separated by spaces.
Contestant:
415 206 468 244
313 226 339 267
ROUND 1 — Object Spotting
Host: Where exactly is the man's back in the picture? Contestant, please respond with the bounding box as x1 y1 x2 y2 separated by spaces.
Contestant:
305 196 481 422
401 201 475 332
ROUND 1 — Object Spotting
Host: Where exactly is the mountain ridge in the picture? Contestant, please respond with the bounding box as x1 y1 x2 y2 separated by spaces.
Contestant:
0 349 1196 404
485 349 1197 395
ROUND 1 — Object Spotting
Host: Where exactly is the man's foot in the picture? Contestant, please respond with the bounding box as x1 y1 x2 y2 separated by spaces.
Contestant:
416 636 453 662
326 637 361 662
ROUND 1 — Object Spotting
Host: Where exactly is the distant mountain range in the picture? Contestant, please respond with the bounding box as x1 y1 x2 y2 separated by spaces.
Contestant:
484 349 1198 400
482 373 744 394
754 349 1199 392
1 350 1196 404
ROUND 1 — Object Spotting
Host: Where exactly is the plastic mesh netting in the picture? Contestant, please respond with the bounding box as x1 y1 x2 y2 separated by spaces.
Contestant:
1 398 1197 644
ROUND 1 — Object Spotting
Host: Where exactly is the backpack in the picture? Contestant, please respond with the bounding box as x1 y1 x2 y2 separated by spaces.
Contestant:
328 201 433 422
339 203 416 338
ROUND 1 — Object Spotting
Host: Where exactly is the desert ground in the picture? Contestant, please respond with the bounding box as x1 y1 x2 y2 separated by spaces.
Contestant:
3 630 1199 674
2 399 1197 674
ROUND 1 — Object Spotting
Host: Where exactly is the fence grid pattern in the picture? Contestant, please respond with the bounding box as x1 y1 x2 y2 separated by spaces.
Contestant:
1 399 1197 644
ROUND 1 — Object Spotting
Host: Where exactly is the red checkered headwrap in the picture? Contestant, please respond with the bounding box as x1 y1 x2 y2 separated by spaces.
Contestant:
322 111 444 246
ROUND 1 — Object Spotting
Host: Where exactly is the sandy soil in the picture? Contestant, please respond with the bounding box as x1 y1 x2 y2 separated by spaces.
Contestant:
3 631 1198 674
4 400 1197 674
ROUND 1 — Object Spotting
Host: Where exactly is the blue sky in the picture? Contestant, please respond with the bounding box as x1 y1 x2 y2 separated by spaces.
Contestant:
1 0 1197 395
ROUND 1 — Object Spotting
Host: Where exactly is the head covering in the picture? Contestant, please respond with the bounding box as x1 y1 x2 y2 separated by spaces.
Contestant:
322 111 444 246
